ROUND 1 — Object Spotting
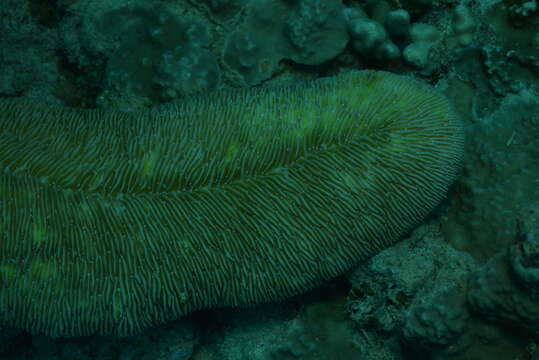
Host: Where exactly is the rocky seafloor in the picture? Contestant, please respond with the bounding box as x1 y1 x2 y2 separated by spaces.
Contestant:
0 0 538 359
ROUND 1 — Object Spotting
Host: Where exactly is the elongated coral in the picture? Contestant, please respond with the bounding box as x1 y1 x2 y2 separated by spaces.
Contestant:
0 71 463 337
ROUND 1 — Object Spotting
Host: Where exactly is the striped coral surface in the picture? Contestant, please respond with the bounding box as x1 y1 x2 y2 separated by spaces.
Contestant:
0 71 463 336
